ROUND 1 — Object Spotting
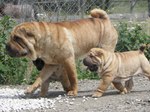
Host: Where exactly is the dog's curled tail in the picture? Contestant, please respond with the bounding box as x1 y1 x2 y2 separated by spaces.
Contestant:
90 8 109 19
139 44 150 52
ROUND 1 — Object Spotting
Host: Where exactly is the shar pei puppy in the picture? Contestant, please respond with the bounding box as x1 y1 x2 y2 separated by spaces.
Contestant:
6 9 118 96
83 45 150 97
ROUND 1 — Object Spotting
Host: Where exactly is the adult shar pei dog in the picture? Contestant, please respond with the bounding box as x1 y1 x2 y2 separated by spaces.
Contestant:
83 45 150 97
6 9 118 96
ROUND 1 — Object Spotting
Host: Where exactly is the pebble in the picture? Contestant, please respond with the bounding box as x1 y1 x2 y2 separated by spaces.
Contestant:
69 102 74 105
94 98 98 100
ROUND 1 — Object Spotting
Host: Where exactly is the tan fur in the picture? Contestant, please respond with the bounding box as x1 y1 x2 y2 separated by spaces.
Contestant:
86 48 150 97
6 9 118 96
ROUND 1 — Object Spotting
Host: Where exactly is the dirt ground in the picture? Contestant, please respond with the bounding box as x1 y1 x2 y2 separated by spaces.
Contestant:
0 75 150 112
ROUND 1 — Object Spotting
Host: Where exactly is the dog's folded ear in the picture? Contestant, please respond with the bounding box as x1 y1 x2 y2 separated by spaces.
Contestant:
90 48 104 57
33 58 45 71
94 50 104 58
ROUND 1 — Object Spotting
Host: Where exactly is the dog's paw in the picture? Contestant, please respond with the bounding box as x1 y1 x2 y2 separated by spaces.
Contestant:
92 91 103 98
110 83 115 90
63 86 72 93
24 87 33 94
120 88 128 95
39 93 47 97
67 90 77 96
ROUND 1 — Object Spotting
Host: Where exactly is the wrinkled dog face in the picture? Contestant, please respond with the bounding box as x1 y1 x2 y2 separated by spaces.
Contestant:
6 24 36 59
83 48 104 72
6 34 29 57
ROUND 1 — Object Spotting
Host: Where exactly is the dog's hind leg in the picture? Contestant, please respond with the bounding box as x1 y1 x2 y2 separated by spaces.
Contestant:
60 69 71 93
40 66 71 97
63 56 78 96
112 81 128 94
143 67 150 80
125 78 134 93
40 79 50 97
141 58 150 80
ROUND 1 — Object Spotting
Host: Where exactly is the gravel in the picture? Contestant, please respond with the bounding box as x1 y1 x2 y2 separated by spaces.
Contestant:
0 76 150 112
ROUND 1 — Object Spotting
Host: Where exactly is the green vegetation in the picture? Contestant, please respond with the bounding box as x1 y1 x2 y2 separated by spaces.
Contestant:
0 16 30 84
0 16 149 84
116 21 150 60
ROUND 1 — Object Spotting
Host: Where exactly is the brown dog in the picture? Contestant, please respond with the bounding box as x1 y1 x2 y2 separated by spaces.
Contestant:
6 8 118 96
83 45 150 97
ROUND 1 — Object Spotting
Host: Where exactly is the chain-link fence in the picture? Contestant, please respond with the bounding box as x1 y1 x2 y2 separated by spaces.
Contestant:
0 0 149 23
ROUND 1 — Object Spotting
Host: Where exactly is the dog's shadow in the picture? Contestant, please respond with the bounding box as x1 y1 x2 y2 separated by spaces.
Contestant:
0 89 149 99
46 89 150 98
23 90 93 99
22 89 150 99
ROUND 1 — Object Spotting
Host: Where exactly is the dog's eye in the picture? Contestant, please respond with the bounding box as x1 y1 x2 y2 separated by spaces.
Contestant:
89 55 93 58
13 36 26 48
13 36 20 42
26 32 34 37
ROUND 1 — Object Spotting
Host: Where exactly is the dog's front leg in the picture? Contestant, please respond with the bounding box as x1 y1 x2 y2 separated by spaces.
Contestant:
25 65 57 95
92 75 113 98
63 56 78 96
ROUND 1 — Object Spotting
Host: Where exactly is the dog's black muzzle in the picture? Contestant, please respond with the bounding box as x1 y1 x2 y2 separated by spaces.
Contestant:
6 44 28 57
83 57 98 72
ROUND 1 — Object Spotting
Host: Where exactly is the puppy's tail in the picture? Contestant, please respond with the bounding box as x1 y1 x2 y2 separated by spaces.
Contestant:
90 8 109 19
139 44 150 53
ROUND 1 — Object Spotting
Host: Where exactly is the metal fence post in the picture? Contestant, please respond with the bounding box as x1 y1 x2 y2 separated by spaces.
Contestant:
56 0 60 22
78 0 85 18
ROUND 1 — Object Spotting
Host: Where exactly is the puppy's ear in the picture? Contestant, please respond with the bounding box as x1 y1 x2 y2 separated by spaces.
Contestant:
90 48 104 57
89 52 95 57
95 49 104 57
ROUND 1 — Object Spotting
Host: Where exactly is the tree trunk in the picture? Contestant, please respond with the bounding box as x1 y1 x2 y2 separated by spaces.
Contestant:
130 0 137 13
148 0 150 17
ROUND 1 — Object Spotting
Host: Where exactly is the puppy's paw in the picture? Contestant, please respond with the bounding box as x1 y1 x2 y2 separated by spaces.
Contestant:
120 88 128 95
92 91 103 98
67 90 77 96
110 83 115 90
